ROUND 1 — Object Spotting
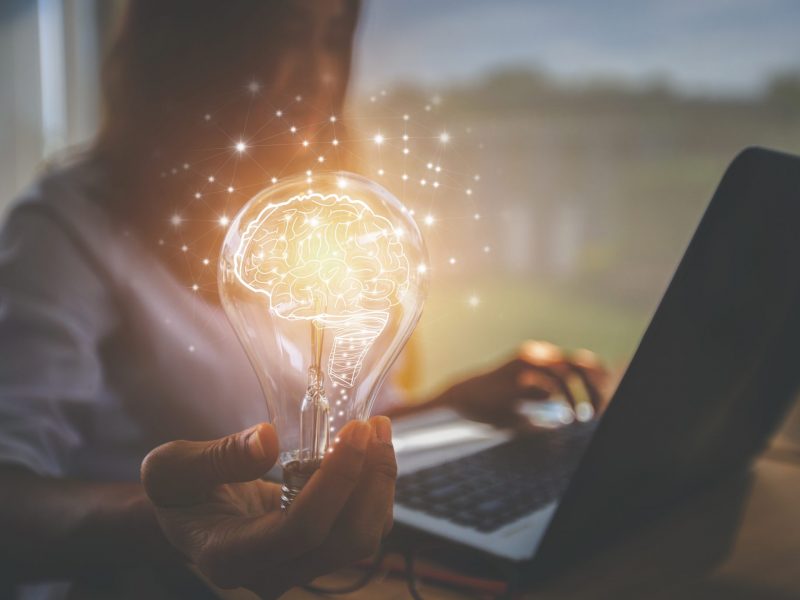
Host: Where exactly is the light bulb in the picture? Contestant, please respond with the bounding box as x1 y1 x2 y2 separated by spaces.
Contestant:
219 171 429 508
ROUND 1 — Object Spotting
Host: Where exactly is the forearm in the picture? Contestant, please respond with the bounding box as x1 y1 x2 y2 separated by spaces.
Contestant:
0 467 180 582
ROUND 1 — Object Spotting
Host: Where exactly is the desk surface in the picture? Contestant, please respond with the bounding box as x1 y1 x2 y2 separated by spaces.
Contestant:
213 453 800 599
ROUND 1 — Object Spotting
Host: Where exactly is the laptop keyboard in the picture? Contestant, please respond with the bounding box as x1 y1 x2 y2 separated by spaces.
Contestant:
395 421 595 533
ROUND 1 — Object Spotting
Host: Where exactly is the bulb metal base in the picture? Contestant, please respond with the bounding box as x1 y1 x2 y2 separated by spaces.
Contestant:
280 458 322 511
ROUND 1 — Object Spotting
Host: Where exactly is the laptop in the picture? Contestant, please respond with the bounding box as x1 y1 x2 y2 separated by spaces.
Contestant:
390 147 800 583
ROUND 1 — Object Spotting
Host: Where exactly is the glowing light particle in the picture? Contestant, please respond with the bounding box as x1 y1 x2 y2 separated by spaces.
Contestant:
417 264 428 274
194 192 202 199
227 186 235 193
449 257 457 265
424 214 434 226
302 140 309 147
235 141 247 153
276 110 283 117
468 295 480 308
474 213 481 220
170 214 182 227
219 215 230 227
377 168 384 176
202 258 210 265
181 244 188 252
290 126 297 134
330 115 337 122
192 284 199 291
483 245 491 253
439 132 450 144
271 177 278 184
208 175 215 183
332 138 339 146
373 133 384 145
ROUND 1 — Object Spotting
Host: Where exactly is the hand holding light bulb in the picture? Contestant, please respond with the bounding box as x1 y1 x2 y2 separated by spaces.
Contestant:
141 416 396 599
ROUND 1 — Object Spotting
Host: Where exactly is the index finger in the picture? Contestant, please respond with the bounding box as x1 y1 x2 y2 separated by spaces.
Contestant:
280 420 372 556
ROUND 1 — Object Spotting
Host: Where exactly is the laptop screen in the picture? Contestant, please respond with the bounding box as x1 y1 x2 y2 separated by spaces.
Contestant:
534 147 800 574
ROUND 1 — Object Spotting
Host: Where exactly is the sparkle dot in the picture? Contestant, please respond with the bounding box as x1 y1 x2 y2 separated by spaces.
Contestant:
403 114 410 121
188 345 195 352
271 177 278 184
483 245 491 253
329 115 337 122
433 181 440 188
439 132 450 144
170 214 182 227
295 95 302 102
466 188 473 196
449 257 457 265
474 213 481 220
402 134 409 141
247 80 260 93
204 114 211 121
202 258 210 265
289 126 297 134
235 141 246 153
420 178 427 186
377 168 384 176
276 110 283 117
317 156 325 163
332 138 339 146
192 284 199 291
183 163 189 170
181 244 188 252
474 174 481 181
194 192 201 199
302 139 309 147
337 177 347 189
227 186 234 193
219 215 229 226
207 175 215 182
401 173 408 181
417 264 428 274
427 162 433 170
403 147 409 155
468 295 480 308
424 214 434 226
373 133 384 145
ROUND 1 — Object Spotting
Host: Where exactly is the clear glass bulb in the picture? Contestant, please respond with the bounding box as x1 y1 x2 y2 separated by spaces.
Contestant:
219 171 429 507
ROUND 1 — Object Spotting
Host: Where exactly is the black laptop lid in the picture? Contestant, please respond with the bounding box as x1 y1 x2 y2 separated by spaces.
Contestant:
533 147 800 574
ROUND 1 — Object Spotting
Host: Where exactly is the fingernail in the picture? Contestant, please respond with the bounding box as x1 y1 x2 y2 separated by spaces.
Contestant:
246 425 267 459
349 422 372 451
373 417 392 443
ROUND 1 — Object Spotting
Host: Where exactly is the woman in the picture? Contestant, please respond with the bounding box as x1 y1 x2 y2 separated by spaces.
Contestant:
0 1 604 598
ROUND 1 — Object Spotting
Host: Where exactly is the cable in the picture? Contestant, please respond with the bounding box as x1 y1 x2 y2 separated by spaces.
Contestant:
404 548 426 600
302 547 388 595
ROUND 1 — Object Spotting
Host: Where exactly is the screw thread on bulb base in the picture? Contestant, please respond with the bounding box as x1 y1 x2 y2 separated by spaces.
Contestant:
280 459 322 511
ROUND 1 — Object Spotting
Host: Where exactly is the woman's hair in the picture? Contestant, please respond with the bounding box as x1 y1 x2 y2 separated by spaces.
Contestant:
94 0 359 183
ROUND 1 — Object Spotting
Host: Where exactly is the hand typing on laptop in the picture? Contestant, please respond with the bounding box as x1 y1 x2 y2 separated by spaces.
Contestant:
390 340 610 429
141 417 396 600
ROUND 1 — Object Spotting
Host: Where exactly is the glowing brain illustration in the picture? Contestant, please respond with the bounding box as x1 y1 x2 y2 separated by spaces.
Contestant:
233 192 411 386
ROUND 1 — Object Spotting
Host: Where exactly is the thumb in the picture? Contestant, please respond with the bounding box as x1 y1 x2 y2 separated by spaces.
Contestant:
141 423 279 506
